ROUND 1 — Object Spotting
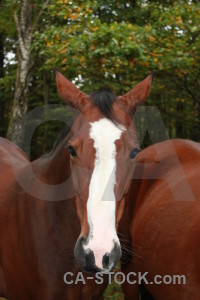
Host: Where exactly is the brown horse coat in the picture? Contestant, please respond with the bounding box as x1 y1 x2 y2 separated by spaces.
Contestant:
120 139 200 300
0 137 107 300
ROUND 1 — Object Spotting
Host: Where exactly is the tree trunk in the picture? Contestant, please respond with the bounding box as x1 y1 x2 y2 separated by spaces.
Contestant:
7 0 32 146
7 0 49 147
0 33 4 78
41 70 50 154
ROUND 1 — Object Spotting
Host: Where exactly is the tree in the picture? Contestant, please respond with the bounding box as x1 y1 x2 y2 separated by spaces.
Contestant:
7 0 49 146
1 0 200 158
34 0 200 141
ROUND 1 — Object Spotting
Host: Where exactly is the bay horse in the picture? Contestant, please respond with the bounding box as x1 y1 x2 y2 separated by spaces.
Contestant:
0 69 153 299
120 139 200 299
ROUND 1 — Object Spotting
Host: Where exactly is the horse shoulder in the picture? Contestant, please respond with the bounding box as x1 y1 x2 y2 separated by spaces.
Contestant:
126 139 200 299
0 137 29 167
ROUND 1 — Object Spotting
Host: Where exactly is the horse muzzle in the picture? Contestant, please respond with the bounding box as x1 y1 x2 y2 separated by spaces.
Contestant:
74 236 121 273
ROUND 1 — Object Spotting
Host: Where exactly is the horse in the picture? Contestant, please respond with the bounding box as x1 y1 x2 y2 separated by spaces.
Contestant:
0 69 153 299
119 139 200 299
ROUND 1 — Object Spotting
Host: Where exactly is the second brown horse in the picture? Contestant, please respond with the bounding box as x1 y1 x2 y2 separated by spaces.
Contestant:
120 139 200 299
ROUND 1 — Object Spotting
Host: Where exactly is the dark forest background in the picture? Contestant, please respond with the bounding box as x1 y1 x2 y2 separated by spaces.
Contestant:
0 0 200 161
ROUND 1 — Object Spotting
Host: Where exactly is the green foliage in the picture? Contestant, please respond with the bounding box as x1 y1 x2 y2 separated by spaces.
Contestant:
32 0 200 145
0 0 200 157
104 277 124 300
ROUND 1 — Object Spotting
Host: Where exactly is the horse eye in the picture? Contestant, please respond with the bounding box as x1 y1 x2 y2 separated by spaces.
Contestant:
67 145 77 157
129 148 140 159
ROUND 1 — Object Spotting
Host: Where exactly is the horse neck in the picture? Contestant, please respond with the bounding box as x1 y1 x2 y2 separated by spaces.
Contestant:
19 144 80 252
25 140 76 208
119 153 148 234
31 140 71 185
30 141 78 220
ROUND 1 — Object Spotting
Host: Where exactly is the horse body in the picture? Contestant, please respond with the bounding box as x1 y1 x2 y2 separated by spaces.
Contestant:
121 139 200 300
0 137 106 300
0 138 29 297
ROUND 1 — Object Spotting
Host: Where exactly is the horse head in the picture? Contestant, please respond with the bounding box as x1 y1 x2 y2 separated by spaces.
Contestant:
55 69 153 273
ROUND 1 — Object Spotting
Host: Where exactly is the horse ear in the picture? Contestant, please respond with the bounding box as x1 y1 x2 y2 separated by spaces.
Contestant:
119 73 154 113
54 68 90 109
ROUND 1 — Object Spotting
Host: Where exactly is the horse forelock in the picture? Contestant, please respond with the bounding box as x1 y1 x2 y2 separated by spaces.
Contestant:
90 89 117 123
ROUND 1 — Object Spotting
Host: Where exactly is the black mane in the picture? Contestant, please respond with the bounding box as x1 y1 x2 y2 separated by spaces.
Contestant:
91 89 116 122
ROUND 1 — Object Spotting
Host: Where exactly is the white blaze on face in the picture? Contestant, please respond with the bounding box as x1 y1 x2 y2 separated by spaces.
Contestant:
84 118 125 270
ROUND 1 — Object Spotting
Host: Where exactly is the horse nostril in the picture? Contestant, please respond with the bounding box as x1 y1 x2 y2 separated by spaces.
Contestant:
102 252 110 269
85 249 95 266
